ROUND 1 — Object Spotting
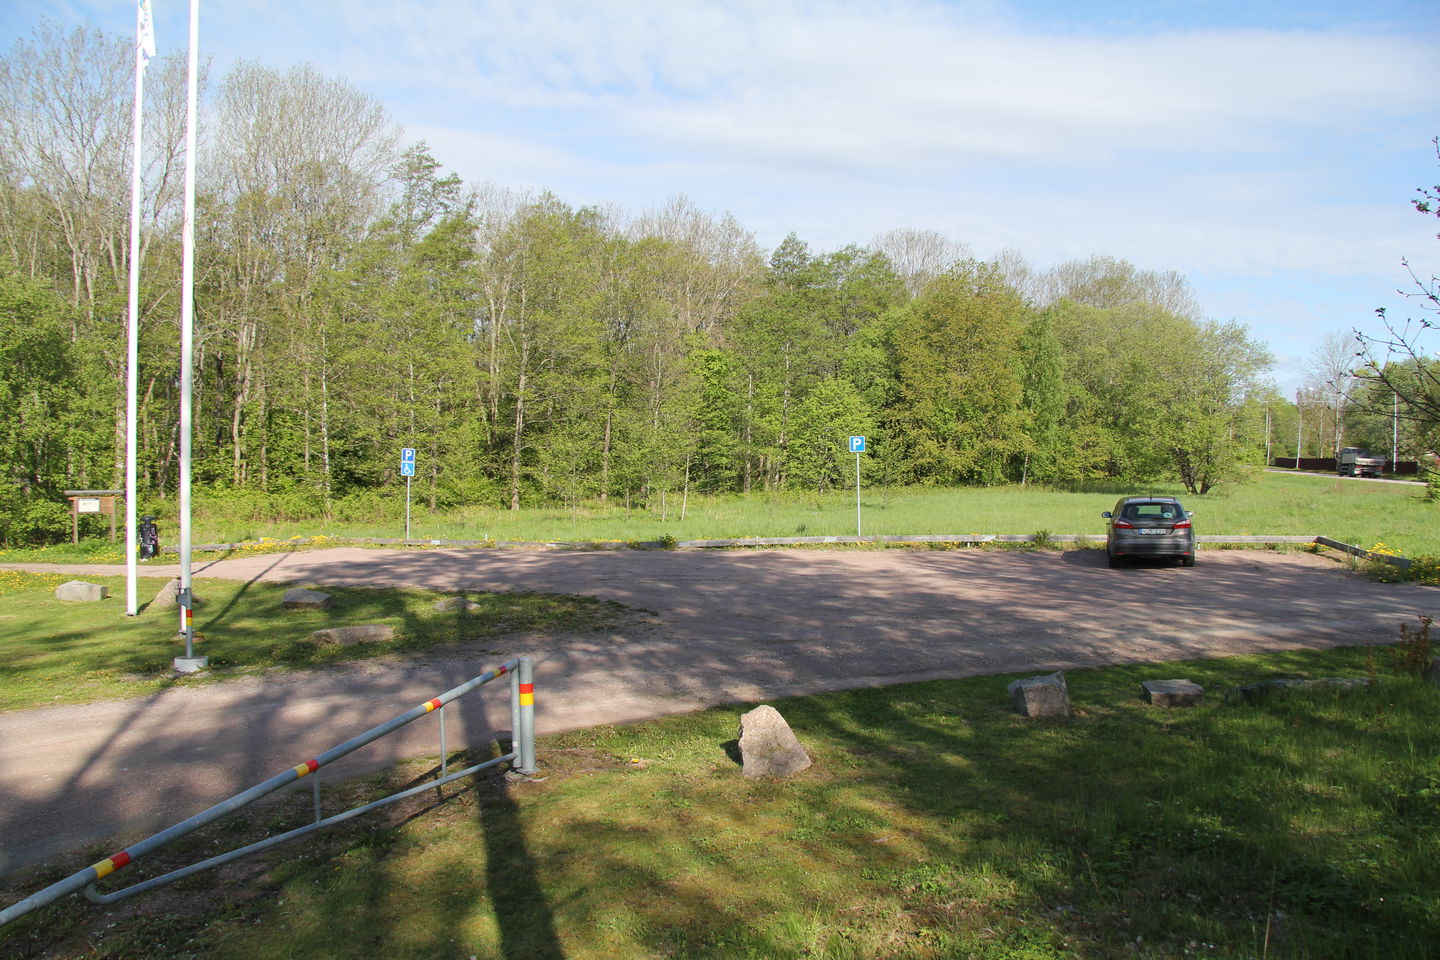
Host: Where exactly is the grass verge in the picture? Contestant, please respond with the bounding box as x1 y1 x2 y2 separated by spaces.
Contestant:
3 645 1436 959
17 471 1429 558
0 571 634 712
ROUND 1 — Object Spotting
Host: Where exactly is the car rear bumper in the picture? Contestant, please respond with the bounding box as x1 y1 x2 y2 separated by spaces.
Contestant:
1110 537 1194 557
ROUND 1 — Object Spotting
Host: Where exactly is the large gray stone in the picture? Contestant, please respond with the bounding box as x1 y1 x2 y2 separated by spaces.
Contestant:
1008 671 1071 718
283 588 333 610
308 624 395 647
151 579 203 609
737 705 812 779
55 581 108 602
1142 679 1205 708
1232 677 1369 703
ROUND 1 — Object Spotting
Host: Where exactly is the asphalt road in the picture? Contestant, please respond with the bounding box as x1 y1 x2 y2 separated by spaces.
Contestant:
2 546 1436 879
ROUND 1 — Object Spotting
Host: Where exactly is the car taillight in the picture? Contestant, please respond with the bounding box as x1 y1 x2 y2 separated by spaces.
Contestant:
1171 520 1191 529
1113 520 1134 528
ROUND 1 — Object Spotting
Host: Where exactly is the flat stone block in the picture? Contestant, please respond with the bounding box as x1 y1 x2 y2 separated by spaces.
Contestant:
55 581 108 602
309 624 395 647
283 588 333 610
1142 679 1205 708
738 705 812 779
1008 671 1071 718
1233 677 1369 703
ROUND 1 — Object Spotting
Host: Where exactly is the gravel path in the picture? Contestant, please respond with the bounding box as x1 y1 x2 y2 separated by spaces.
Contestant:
1 546 1435 878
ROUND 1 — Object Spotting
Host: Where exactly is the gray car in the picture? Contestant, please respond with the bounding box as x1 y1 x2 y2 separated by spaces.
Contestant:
1101 496 1195 567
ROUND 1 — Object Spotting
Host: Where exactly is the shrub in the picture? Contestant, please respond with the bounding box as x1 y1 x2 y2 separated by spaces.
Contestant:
1392 616 1434 678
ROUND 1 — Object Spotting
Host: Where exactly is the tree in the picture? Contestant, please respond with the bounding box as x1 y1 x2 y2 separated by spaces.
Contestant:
1016 309 1065 484
1356 137 1440 438
872 228 969 298
0 22 192 492
1302 332 1359 456
204 61 401 500
0 263 105 543
1036 254 1202 320
1164 321 1272 494
890 262 1027 485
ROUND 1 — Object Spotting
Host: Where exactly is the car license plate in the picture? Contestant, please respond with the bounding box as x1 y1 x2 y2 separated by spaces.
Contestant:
1138 528 1169 535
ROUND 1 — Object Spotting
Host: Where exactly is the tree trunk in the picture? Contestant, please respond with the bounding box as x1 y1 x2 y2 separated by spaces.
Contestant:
510 367 527 511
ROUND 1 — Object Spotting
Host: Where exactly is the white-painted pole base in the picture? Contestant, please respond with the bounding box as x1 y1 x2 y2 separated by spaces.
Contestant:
173 656 209 673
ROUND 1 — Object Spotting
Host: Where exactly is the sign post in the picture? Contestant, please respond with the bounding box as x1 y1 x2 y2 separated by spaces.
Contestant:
401 448 416 540
848 436 866 537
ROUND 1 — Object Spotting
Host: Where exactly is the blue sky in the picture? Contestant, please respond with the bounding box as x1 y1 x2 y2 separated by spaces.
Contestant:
5 1 1438 391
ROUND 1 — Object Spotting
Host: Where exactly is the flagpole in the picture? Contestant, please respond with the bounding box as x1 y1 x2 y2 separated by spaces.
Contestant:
175 0 206 671
124 1 154 618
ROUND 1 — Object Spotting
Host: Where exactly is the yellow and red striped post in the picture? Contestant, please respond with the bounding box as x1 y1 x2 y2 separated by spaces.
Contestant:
516 657 537 774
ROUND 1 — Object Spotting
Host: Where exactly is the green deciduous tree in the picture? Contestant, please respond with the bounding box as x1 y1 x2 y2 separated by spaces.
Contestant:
891 262 1027 485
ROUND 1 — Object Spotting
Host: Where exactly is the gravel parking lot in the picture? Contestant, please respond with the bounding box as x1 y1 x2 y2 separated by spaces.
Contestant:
1 546 1435 876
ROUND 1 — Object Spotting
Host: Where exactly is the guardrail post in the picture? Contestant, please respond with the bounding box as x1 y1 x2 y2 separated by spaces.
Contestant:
517 657 537 774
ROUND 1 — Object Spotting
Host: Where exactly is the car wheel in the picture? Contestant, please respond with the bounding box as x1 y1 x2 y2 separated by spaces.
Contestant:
1107 553 1121 568
1181 555 1195 567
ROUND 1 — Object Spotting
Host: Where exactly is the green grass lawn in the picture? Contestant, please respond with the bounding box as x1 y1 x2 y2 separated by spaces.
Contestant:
0 571 632 712
8 472 1439 560
4 645 1436 959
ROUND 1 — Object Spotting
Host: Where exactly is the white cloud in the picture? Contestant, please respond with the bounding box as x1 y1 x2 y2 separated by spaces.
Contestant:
324 1 1433 176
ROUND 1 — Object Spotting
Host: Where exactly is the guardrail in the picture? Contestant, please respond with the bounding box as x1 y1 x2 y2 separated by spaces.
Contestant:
0 658 536 927
1314 536 1413 570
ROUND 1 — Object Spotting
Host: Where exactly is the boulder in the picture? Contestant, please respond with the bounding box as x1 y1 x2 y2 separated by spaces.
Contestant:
283 588 333 610
737 705 811 779
1232 678 1369 703
1141 679 1205 708
1008 671 1071 718
308 624 395 647
55 581 108 602
151 579 203 609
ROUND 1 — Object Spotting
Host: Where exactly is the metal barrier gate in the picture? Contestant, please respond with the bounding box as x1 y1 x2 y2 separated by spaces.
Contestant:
0 657 536 926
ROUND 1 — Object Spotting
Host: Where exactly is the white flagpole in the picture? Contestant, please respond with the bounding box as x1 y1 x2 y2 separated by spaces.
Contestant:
176 0 205 670
125 1 154 618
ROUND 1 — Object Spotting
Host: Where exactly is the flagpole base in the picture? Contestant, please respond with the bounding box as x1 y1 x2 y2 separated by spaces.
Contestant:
173 656 209 674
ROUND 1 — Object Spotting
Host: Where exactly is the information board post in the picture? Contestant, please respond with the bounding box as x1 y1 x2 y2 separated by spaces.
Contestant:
849 437 866 538
401 448 416 540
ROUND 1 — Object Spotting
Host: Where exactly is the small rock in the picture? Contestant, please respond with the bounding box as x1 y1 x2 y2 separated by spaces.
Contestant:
55 581 108 602
308 625 395 646
434 596 479 612
1008 671 1071 717
737 705 812 779
283 588 333 610
1142 679 1205 708
151 579 203 609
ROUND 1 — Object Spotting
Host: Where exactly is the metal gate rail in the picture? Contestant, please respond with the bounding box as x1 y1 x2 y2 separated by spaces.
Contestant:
0 657 536 926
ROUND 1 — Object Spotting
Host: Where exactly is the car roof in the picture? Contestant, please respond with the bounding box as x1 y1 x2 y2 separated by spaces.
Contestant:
1116 496 1181 504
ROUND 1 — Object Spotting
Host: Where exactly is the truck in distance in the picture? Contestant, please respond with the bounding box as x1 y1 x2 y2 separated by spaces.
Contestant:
1337 447 1386 478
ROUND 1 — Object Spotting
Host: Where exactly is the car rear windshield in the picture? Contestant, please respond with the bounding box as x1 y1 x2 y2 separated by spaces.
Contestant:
1120 502 1182 522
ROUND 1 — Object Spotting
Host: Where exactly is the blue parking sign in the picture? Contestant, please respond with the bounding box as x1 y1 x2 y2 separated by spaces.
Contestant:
849 436 866 453
401 447 416 462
